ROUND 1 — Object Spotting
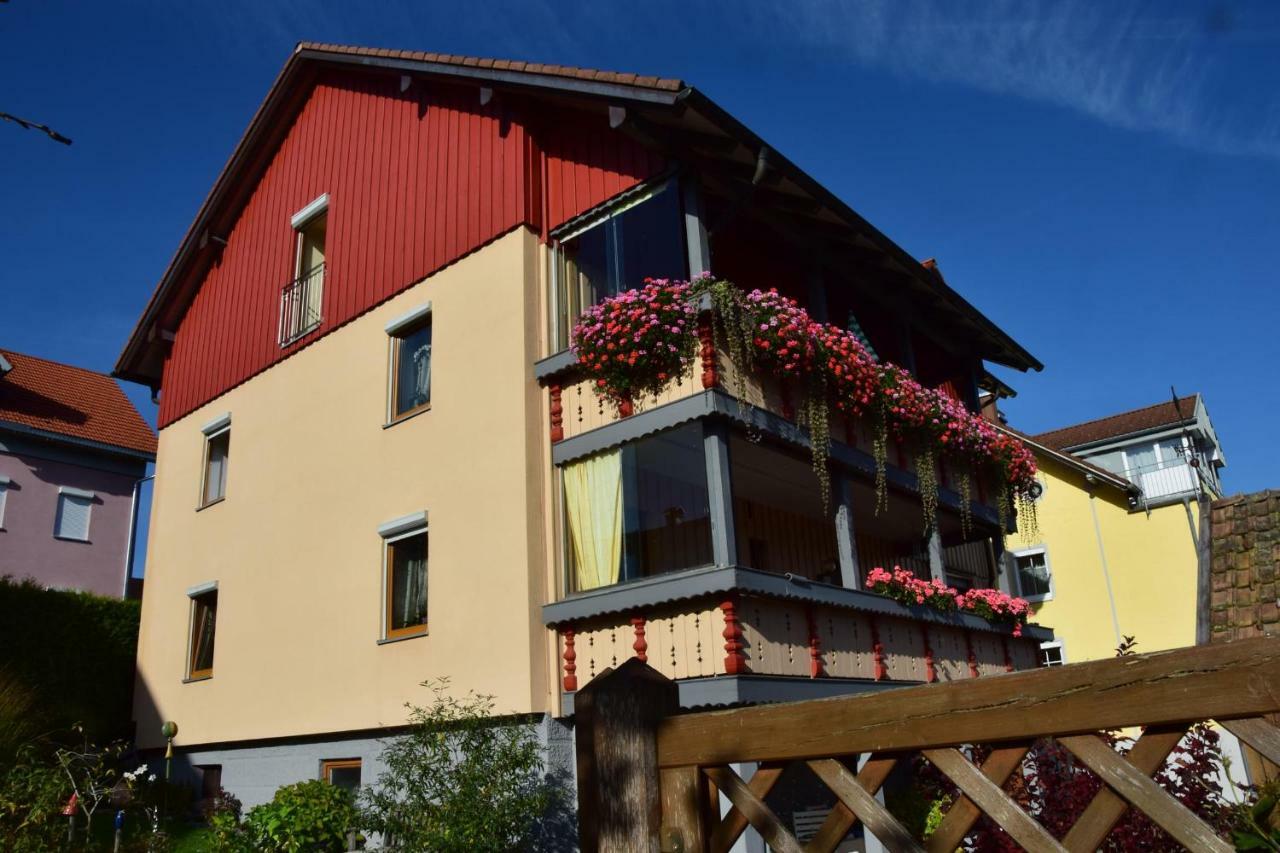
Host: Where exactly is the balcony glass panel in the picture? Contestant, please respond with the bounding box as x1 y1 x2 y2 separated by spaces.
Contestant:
729 434 840 584
553 180 688 351
564 423 712 593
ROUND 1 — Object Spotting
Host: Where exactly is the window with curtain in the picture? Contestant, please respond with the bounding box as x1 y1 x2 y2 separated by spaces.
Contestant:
54 490 93 541
552 180 688 351
563 423 711 593
1014 549 1052 600
386 530 428 638
391 317 432 419
189 589 217 679
202 427 230 507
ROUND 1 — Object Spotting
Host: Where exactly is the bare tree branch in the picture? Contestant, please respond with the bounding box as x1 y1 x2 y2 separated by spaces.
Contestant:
0 111 72 145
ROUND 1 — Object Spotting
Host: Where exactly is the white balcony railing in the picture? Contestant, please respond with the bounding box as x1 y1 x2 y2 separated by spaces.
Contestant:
1123 456 1199 502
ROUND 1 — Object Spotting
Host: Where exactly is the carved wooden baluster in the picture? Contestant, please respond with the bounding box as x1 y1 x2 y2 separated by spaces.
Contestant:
698 313 719 388
631 616 648 664
922 624 937 683
720 597 747 674
780 381 795 420
549 383 564 442
966 630 980 678
562 627 578 691
844 416 855 447
1001 635 1014 672
618 397 634 418
805 606 824 678
870 617 887 681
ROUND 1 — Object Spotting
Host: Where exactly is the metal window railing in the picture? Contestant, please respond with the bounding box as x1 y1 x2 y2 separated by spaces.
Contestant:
278 263 325 346
1122 454 1201 502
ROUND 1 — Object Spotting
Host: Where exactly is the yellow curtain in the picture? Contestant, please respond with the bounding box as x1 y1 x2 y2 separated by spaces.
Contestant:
564 451 623 591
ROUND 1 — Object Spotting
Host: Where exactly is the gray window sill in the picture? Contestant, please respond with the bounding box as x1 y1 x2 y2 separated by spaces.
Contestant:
196 497 226 512
183 674 213 684
382 405 432 430
377 630 429 645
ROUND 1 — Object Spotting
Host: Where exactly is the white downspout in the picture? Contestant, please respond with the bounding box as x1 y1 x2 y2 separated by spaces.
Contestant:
1086 476 1123 648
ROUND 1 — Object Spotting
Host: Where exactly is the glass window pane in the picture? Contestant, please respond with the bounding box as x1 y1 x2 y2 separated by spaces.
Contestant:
730 435 839 583
1016 552 1051 598
564 423 712 592
389 533 428 632
394 321 433 416
326 763 361 794
191 592 217 675
622 423 712 580
614 182 687 294
55 494 92 540
204 431 230 504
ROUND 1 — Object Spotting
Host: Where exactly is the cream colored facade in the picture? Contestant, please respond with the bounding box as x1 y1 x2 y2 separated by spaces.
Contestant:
1011 453 1201 664
133 228 561 750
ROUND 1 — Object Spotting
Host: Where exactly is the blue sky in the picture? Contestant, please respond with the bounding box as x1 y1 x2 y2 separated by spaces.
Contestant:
3 0 1279 530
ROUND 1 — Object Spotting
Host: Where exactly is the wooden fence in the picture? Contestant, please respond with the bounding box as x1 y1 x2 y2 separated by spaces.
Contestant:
572 636 1280 852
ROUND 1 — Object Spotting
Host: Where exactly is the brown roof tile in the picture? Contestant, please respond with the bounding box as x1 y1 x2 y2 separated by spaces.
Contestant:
0 350 156 457
296 42 685 92
1033 395 1199 451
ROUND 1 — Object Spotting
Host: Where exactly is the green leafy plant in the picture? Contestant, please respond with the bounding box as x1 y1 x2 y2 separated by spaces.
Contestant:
243 780 357 853
360 679 568 853
1232 783 1280 851
0 741 72 851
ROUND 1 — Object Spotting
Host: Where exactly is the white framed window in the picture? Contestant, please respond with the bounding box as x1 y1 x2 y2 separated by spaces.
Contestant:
199 414 231 508
280 194 328 346
378 512 429 641
1012 546 1053 602
0 475 9 528
54 486 94 541
384 303 433 423
186 581 218 680
1039 640 1065 667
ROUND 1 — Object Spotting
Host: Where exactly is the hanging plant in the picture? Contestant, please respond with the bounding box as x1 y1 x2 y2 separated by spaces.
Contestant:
957 468 973 539
572 276 1041 537
571 278 698 415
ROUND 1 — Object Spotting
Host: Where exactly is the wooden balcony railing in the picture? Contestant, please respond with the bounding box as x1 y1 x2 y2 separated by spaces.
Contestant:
552 582 1043 708
572 636 1280 852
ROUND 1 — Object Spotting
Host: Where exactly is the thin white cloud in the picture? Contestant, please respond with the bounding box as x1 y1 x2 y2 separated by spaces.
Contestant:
747 0 1280 160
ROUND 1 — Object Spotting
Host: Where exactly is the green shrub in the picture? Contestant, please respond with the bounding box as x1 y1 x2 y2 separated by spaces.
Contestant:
360 679 566 852
244 780 358 852
0 742 72 852
0 577 140 742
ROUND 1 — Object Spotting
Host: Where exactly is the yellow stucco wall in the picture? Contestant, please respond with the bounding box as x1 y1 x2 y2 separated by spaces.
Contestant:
1012 454 1200 664
133 228 556 750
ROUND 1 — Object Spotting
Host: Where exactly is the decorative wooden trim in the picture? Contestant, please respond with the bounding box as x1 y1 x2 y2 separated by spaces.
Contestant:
966 631 980 678
922 624 937 683
870 617 887 681
631 616 648 663
698 314 718 388
549 383 564 442
720 597 747 675
1001 636 1014 672
805 606 823 678
562 627 578 692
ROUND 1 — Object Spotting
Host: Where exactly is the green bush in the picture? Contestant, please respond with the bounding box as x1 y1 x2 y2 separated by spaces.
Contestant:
0 577 140 742
0 742 72 852
360 679 567 852
244 780 358 852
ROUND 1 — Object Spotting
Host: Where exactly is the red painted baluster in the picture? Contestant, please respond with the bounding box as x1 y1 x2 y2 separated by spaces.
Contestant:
894 438 907 469
844 416 855 447
561 627 578 692
720 598 747 674
1001 636 1014 672
922 624 937 683
698 314 719 389
631 616 648 663
871 618 887 681
549 383 564 443
965 630 980 678
618 396 634 418
805 607 823 678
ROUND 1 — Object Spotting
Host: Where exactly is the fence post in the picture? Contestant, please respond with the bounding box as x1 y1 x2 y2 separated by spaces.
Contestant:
574 657 680 853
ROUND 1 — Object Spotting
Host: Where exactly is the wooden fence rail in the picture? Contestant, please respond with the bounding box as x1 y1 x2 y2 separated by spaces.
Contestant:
573 636 1280 852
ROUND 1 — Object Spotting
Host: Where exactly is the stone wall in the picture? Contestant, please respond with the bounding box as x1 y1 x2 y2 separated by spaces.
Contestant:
1209 490 1280 642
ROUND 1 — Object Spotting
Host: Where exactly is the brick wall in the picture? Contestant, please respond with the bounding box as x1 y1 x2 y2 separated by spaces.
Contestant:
1209 490 1280 642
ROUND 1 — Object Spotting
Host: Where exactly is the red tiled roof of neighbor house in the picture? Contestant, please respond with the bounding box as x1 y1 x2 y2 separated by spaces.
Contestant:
1033 395 1199 451
297 42 687 92
999 425 1136 493
0 349 156 457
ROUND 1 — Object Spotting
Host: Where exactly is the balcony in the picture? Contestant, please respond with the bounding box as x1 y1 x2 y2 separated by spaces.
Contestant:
1123 455 1201 504
545 566 1049 713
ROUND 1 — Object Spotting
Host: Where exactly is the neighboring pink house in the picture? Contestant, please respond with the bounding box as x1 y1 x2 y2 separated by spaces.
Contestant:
0 349 156 598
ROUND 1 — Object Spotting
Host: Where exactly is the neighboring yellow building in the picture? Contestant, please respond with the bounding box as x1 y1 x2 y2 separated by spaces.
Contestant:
997 395 1226 665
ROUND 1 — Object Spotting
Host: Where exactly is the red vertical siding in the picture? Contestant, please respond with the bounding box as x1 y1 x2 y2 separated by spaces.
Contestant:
159 70 663 427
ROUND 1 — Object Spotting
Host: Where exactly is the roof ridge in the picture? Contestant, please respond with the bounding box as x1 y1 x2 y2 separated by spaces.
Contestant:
1033 394 1199 442
0 348 117 381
